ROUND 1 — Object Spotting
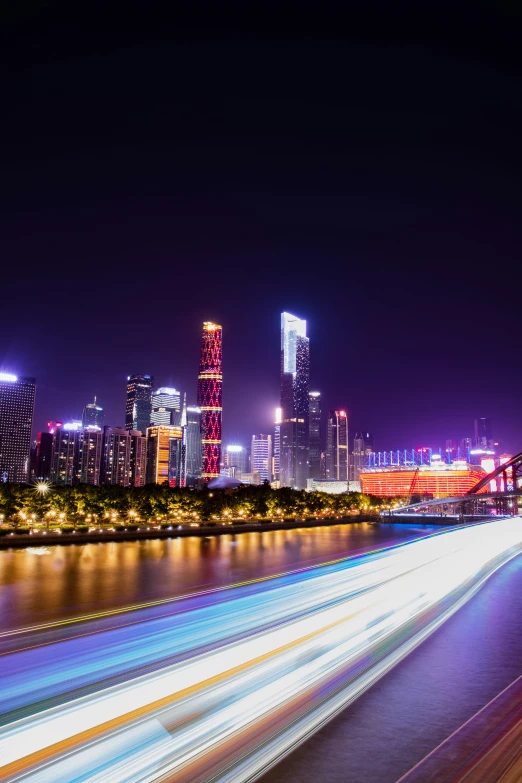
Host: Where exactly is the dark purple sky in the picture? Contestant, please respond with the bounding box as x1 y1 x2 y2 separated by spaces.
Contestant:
2 4 522 453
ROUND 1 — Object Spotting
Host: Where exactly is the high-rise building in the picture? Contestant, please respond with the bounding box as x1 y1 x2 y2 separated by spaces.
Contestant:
34 432 53 480
184 405 203 486
251 434 273 483
0 373 36 483
273 407 282 482
474 417 493 450
352 431 373 482
77 428 103 485
150 387 181 427
197 322 222 479
280 312 310 489
308 391 321 479
326 410 349 480
50 427 80 485
101 427 132 486
125 374 153 435
82 397 104 429
129 431 147 487
224 444 248 477
146 425 183 486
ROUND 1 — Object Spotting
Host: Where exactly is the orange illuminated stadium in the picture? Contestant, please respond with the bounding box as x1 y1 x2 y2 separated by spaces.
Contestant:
360 463 489 498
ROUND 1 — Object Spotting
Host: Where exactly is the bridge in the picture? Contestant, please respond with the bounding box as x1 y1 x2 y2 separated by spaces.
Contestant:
384 452 522 519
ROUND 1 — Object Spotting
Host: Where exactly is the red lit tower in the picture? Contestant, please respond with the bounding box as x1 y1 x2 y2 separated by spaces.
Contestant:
197 322 222 478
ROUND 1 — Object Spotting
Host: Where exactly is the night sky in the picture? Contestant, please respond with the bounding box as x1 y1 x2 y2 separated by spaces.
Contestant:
2 4 522 453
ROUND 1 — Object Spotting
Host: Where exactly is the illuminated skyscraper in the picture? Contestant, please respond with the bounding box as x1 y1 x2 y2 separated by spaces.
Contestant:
0 373 36 483
50 427 79 485
129 431 147 487
280 312 310 489
150 387 181 426
99 427 144 487
273 408 282 482
125 374 153 435
77 428 103 485
308 391 321 479
82 396 103 429
251 434 273 483
197 322 222 478
326 410 349 480
224 444 247 477
146 425 183 486
184 405 203 486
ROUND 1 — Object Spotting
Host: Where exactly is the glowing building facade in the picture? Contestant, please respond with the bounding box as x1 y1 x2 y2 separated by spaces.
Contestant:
0 373 36 483
360 463 488 498
146 425 183 486
251 434 273 483
224 444 248 478
308 392 321 479
150 387 181 427
197 322 222 479
273 407 282 482
280 312 310 489
326 410 349 481
125 374 153 435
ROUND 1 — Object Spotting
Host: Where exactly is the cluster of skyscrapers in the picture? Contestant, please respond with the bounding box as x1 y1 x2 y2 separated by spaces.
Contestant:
0 313 497 493
0 323 222 488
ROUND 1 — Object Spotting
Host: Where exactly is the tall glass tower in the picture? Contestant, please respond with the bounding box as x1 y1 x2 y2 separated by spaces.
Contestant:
308 391 321 479
0 373 36 483
150 387 181 426
125 375 153 435
326 410 349 481
197 322 222 478
82 396 103 429
184 405 203 486
280 312 310 489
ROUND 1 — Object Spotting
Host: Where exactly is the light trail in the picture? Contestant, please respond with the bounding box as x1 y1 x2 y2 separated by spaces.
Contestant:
1 519 521 782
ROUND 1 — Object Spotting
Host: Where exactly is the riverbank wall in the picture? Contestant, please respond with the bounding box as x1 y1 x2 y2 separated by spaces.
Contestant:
0 514 464 549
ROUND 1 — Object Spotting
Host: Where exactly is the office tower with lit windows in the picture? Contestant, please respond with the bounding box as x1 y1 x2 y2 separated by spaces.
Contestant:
129 431 147 487
308 391 321 479
34 432 53 480
273 408 282 482
224 444 248 477
280 312 310 489
184 405 203 486
101 427 132 486
0 373 36 483
125 374 153 435
474 417 493 450
77 428 103 485
197 322 222 478
352 431 373 482
50 427 80 485
251 434 273 483
146 425 183 485
150 387 181 426
326 410 349 480
82 397 103 429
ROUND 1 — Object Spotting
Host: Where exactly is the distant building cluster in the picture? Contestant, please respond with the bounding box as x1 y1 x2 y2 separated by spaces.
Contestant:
0 316 507 498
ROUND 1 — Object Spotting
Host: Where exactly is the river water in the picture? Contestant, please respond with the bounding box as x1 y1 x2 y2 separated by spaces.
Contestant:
1 522 520 781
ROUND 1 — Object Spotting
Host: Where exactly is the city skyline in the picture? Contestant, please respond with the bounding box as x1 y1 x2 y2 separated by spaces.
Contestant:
0 313 515 463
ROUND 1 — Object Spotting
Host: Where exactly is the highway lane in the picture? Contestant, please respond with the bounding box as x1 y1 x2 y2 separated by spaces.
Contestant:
1 519 521 783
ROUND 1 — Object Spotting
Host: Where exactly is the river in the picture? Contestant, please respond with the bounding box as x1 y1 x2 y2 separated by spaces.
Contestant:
1 521 520 781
